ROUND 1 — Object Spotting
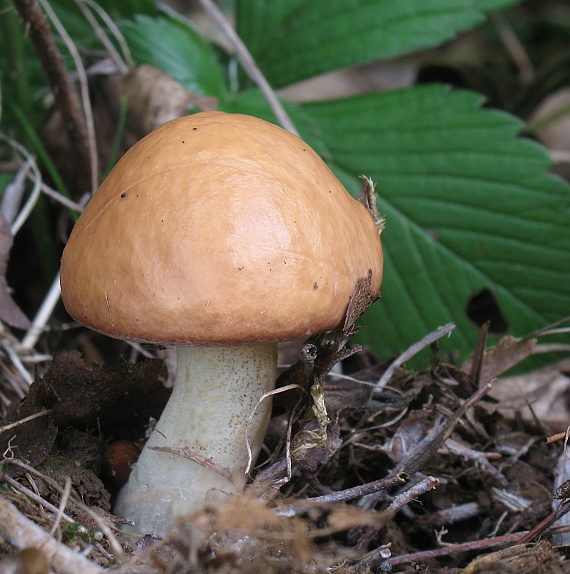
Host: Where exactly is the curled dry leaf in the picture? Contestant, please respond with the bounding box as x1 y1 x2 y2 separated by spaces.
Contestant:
383 409 431 464
290 416 342 473
462 335 537 383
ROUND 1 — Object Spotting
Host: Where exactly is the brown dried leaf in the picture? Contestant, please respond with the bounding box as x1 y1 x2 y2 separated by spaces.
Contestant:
462 335 537 383
118 65 218 138
384 409 431 464
290 417 342 473
323 374 375 415
488 361 570 430
463 540 559 574
0 213 30 329
307 272 381 383
341 271 381 344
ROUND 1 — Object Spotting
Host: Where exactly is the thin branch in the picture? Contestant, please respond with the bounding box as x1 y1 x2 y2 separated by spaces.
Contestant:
49 475 72 536
76 0 131 74
491 12 534 82
0 134 44 235
387 523 570 568
3 458 125 562
304 474 404 505
18 272 62 351
38 0 98 193
387 530 523 567
12 0 95 194
382 476 439 525
289 476 436 522
0 497 107 574
3 475 74 522
40 181 84 212
0 409 52 434
2 341 33 387
376 323 456 389
394 382 494 478
517 499 570 544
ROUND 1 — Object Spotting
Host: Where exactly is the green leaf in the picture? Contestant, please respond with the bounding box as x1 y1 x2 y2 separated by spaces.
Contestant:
96 0 155 18
303 85 570 363
119 13 228 99
473 0 520 11
236 0 487 89
48 0 155 52
218 89 331 159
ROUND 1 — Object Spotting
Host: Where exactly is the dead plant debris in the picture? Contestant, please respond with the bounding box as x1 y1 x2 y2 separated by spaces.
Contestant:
0 282 568 573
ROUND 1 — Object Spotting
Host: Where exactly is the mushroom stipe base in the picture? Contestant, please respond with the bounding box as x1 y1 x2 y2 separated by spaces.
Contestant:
115 344 277 537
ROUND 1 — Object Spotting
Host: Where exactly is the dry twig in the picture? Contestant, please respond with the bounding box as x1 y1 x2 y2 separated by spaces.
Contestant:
3 458 125 562
0 497 108 574
13 0 95 193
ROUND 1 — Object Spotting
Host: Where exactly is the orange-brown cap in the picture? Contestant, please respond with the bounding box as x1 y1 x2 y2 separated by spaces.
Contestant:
60 112 383 345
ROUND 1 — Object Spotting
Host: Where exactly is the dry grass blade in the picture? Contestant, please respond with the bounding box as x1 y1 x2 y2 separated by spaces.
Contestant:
376 322 456 389
2 458 125 563
197 0 299 136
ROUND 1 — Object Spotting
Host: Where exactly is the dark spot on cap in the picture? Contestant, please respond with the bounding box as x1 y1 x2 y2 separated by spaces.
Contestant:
120 193 127 198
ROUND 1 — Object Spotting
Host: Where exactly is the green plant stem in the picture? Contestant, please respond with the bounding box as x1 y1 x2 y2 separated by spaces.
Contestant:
104 97 128 176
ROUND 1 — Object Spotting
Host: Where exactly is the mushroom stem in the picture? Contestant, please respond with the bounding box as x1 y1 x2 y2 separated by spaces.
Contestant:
115 343 277 537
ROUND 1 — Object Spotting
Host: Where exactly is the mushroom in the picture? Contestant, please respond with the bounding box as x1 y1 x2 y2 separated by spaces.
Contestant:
59 111 384 537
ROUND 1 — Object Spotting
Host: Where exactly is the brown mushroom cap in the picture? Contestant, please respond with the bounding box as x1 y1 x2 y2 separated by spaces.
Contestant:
60 112 383 345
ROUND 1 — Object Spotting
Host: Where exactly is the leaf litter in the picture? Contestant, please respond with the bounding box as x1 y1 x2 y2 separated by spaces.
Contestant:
0 281 569 573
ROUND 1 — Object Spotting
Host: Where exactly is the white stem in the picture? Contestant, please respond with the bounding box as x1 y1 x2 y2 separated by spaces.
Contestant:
115 344 277 537
18 272 62 352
